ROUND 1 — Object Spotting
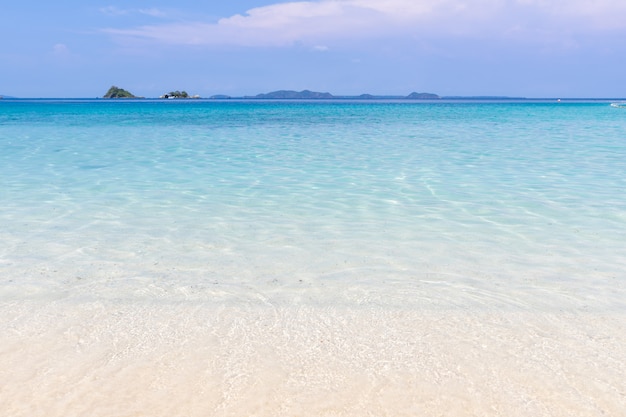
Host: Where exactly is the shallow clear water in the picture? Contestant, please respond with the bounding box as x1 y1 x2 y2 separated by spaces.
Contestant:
3 100 626 417
1 99 625 310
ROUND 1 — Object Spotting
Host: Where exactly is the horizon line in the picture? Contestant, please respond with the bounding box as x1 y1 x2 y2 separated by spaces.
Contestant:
2 96 626 101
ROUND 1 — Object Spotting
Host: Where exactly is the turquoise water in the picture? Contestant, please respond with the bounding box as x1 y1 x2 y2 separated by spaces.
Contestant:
1 100 625 310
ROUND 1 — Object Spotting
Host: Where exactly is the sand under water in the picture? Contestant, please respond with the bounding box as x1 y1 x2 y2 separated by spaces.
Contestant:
2 301 625 416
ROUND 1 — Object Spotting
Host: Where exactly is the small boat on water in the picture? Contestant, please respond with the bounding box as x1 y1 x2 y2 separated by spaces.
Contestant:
610 102 626 108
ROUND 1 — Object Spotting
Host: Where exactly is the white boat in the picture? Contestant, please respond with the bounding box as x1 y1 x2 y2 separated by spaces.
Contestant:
610 102 626 108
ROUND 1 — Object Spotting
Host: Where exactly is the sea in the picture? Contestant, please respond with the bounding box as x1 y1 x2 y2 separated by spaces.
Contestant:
1 99 625 416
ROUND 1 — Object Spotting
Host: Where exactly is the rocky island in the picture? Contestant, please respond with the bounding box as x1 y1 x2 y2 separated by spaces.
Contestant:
160 90 201 99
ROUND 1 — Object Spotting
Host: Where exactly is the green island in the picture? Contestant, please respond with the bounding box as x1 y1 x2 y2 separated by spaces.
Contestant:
103 86 137 98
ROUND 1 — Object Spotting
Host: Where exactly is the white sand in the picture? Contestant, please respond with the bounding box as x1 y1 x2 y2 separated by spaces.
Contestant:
1 300 625 417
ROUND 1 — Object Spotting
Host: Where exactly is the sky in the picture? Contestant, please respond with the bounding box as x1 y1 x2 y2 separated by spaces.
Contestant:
1 0 626 98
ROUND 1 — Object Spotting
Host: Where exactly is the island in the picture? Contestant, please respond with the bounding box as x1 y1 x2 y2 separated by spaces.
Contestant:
97 87 443 100
160 90 201 99
406 92 440 99
103 86 137 98
2 89 536 100
247 90 334 99
234 90 441 100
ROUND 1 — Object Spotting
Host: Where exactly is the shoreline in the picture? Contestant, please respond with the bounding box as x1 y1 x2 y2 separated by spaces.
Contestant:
2 299 625 416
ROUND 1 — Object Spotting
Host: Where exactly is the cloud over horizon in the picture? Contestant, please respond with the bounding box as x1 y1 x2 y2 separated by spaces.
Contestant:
100 6 169 19
102 0 626 48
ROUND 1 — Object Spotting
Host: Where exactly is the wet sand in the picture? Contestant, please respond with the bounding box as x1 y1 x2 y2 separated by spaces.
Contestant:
2 300 625 416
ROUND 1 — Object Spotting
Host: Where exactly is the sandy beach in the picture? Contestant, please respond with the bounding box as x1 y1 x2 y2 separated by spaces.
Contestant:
2 300 624 417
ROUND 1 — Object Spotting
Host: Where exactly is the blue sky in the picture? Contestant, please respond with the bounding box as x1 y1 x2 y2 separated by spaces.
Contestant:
2 0 625 98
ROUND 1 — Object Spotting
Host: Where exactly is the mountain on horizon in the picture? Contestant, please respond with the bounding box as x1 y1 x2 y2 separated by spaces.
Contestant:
406 92 440 99
250 90 334 99
0 89 442 100
238 89 440 99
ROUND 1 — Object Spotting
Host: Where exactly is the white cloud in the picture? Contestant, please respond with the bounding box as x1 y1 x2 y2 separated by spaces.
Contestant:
102 0 626 47
48 43 78 65
52 43 70 56
99 6 129 16
515 0 626 29
138 8 168 18
100 6 168 18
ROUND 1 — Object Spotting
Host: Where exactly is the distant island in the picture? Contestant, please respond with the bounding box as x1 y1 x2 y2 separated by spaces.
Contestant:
406 92 440 99
100 86 440 100
247 90 334 99
236 90 441 100
95 86 536 101
103 86 137 99
160 90 201 99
